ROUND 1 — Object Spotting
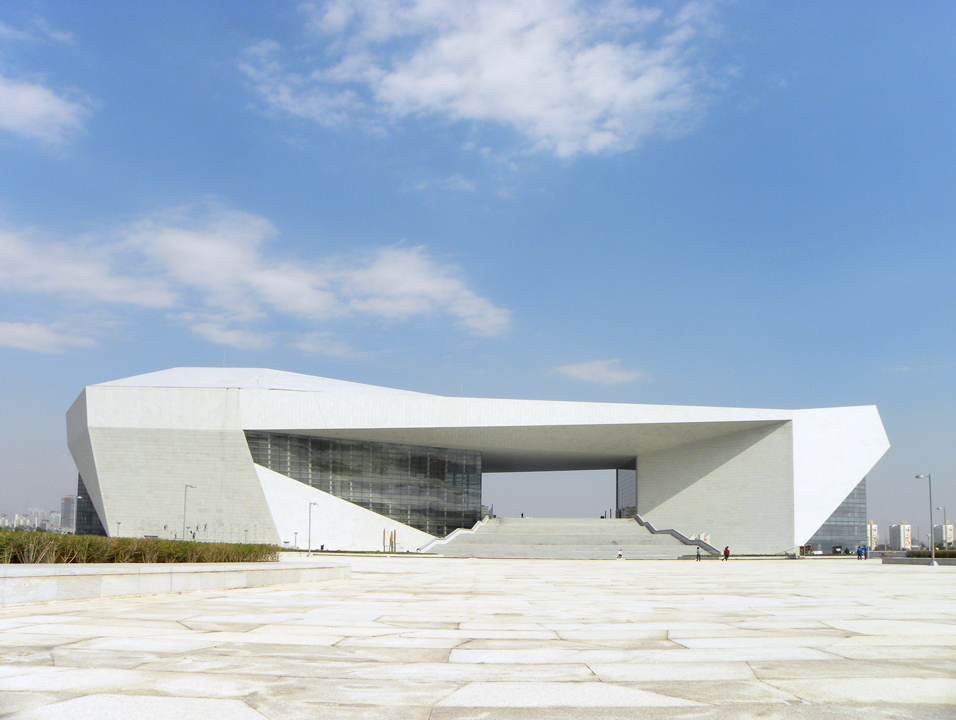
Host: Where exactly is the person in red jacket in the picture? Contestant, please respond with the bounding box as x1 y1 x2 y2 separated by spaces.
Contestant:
722 546 730 561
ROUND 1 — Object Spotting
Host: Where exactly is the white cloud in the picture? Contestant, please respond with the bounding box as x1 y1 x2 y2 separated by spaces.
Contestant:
345 245 510 336
556 359 642 384
0 322 93 352
294 331 361 358
127 205 509 338
0 72 90 144
0 228 175 307
189 320 271 350
242 0 718 157
0 18 91 144
415 174 476 192
0 203 510 350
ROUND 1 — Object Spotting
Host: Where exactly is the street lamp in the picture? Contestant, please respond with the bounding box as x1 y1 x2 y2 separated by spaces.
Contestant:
916 474 936 566
183 484 196 541
308 502 319 556
116 520 121 537
294 531 298 550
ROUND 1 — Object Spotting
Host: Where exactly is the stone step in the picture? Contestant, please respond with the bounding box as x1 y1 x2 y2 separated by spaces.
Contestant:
443 534 681 546
425 517 699 559
434 545 685 559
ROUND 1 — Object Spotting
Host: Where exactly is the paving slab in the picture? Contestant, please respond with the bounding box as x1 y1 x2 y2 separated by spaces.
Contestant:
0 556 953 718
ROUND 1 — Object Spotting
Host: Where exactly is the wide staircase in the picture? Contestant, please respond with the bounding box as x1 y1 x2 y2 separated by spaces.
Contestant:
420 517 705 559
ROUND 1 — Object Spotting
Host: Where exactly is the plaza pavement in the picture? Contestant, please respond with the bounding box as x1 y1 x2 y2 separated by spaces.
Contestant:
0 555 954 719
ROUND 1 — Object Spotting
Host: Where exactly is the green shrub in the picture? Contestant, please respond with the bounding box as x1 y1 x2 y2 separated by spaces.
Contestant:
906 550 956 559
0 529 279 564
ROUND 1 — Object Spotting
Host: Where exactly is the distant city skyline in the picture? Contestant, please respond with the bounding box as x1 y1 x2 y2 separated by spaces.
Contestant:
0 2 954 541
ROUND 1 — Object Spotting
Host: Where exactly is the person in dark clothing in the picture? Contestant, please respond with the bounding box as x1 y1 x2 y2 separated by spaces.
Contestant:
722 546 730 561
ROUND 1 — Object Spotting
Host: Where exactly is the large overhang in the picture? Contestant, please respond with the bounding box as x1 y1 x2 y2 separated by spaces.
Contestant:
70 367 890 553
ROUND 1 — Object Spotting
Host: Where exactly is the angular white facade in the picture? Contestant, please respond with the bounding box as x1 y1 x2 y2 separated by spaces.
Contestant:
66 367 890 554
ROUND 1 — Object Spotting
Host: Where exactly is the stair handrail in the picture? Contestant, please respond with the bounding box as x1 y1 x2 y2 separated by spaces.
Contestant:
631 514 720 555
418 515 492 553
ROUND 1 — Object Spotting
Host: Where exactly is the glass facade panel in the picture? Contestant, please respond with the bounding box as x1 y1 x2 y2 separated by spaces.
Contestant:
806 477 867 553
75 474 107 536
246 432 481 538
616 461 637 519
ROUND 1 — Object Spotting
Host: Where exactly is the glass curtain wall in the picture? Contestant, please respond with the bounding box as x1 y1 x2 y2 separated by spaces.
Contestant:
806 477 867 553
75 475 106 536
616 460 637 518
245 432 481 538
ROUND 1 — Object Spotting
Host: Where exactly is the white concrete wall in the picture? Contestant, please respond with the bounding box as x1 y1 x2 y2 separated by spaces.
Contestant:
791 406 889 547
638 422 795 555
85 427 278 543
255 465 435 552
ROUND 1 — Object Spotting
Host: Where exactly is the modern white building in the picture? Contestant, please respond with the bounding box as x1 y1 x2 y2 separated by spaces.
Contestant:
66 367 890 554
890 523 912 551
933 524 954 547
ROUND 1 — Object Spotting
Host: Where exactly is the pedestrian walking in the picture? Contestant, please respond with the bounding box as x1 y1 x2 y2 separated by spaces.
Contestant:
696 546 701 561
722 546 730 561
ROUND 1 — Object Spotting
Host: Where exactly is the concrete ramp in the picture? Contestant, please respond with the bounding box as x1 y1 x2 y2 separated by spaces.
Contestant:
421 518 701 559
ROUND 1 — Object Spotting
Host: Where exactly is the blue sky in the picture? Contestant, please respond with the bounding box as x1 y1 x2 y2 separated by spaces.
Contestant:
1 2 954 543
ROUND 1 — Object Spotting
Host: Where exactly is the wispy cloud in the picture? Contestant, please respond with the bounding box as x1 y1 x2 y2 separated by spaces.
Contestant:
556 359 642 384
415 174 476 192
0 18 90 144
0 322 93 352
241 0 721 158
0 73 91 144
0 203 510 351
294 331 362 358
0 228 175 306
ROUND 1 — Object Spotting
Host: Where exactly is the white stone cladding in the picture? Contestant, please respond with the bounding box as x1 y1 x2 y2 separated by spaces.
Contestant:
255 465 435 552
637 422 794 554
66 367 890 553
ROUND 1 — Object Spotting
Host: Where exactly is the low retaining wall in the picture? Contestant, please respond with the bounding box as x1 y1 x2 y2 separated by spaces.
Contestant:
0 561 350 606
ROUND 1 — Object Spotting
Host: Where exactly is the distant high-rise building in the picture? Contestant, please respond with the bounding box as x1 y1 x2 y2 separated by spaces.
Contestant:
933 524 954 547
866 521 879 549
60 495 77 532
889 523 912 551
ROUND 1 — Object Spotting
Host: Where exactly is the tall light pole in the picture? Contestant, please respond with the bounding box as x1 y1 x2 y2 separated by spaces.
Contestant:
183 484 196 541
308 502 318 556
916 474 935 566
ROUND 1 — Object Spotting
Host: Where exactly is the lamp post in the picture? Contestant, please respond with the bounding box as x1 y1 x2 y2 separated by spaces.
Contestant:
182 484 196 541
308 502 318 556
916 474 935 566
116 520 121 537
294 531 298 550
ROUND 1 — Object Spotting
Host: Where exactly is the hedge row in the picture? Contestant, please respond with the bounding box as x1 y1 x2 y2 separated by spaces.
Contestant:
0 530 279 564
906 550 956 559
